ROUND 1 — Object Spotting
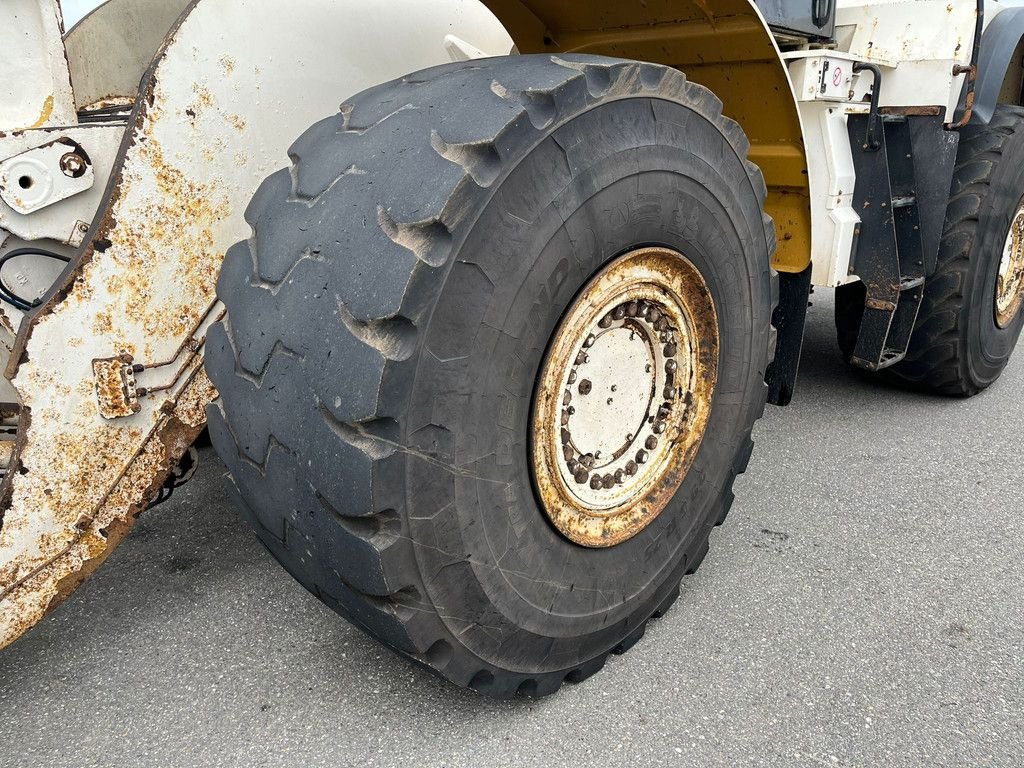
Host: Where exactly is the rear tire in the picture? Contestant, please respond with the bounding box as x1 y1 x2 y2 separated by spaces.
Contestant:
206 55 776 697
836 105 1024 395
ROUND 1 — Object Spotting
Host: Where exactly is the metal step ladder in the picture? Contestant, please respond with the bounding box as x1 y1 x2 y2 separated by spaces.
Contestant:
846 112 929 371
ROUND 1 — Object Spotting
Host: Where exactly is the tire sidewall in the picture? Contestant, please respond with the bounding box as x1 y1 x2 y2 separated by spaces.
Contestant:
403 98 771 671
964 127 1024 387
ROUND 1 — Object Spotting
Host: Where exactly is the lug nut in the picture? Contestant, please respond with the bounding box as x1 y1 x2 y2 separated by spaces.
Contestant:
583 334 596 348
561 410 570 426
564 446 575 463
612 304 626 320
575 351 589 365
575 470 590 485
663 343 677 358
578 379 592 395
653 421 666 435
602 473 616 489
665 359 678 374
664 386 677 400
563 390 572 406
626 301 639 317
590 475 604 490
614 469 625 484
636 450 648 464
561 428 571 445
655 317 669 332
581 453 595 469
568 370 577 385
645 436 658 450
625 460 638 475
598 314 613 329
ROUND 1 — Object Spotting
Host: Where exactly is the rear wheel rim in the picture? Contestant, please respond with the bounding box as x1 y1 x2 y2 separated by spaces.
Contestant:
995 197 1024 329
531 247 719 548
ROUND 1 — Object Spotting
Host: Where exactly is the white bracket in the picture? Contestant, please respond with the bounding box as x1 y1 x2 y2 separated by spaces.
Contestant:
0 138 94 215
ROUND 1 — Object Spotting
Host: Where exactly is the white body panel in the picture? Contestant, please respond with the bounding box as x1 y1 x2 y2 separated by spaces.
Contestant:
0 0 512 650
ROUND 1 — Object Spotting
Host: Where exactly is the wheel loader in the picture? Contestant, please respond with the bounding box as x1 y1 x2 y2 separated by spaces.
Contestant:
1 0 1022 698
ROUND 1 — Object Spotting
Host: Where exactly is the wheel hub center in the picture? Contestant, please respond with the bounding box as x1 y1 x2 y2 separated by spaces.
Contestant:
567 325 654 464
557 298 686 510
531 247 719 548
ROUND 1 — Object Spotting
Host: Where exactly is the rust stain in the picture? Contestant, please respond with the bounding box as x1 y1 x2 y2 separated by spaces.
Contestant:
225 114 247 132
0 47 228 650
0 370 217 650
90 132 227 349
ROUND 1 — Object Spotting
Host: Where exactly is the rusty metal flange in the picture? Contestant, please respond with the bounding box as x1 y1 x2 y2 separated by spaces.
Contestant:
530 247 719 548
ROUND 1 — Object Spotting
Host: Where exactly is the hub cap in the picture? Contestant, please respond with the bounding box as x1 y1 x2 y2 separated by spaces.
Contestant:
531 247 719 548
995 197 1024 329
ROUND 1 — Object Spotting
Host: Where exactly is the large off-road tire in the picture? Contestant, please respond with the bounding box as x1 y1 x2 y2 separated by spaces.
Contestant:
836 105 1024 395
206 55 776 697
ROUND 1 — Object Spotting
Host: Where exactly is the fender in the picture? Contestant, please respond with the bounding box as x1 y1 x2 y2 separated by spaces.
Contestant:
962 6 1024 124
480 0 815 406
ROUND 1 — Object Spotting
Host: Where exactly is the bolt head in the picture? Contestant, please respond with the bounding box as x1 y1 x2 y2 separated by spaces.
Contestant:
636 450 648 464
60 152 87 178
645 436 658 450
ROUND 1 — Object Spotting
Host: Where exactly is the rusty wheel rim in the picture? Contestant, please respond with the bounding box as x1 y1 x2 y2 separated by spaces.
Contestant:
995 198 1024 329
530 247 719 548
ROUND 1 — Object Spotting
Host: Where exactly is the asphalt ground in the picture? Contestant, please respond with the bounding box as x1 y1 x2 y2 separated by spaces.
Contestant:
2 293 1022 768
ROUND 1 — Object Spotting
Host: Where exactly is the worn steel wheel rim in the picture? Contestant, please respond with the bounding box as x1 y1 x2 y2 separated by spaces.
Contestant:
995 197 1024 329
531 247 719 548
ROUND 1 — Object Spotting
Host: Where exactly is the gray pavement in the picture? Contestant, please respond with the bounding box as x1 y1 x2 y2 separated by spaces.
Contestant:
2 294 1022 768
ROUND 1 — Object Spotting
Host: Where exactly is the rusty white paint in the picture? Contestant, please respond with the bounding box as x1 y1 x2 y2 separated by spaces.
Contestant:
0 0 512 649
834 0 978 118
0 0 77 131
